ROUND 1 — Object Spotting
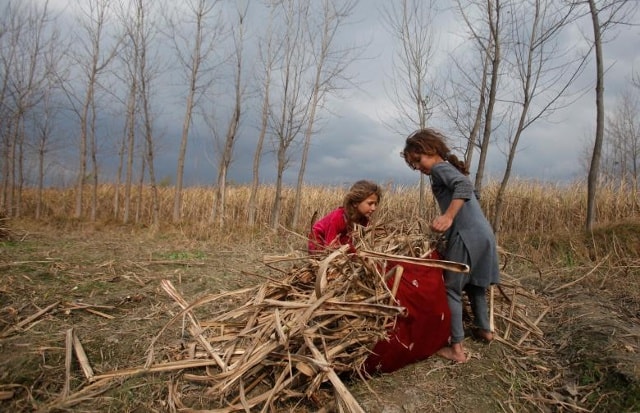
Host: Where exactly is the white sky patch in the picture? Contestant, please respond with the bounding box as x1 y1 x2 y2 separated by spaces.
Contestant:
350 96 400 125
319 155 351 169
45 0 73 13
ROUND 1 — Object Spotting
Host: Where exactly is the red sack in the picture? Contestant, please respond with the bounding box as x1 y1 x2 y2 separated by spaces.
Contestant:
364 258 451 374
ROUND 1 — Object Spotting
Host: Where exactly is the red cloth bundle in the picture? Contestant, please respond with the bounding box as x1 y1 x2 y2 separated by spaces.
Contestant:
364 258 451 373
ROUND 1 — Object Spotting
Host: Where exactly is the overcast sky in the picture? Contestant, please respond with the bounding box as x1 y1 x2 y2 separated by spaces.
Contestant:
44 0 640 189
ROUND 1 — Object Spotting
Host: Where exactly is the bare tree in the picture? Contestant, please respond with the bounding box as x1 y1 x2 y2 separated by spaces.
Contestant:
0 0 61 217
490 0 587 233
442 0 507 197
115 0 142 224
268 0 311 230
439 33 490 171
117 39 139 224
248 5 279 227
291 0 361 229
65 0 120 220
586 0 606 231
579 0 637 231
468 0 504 195
134 0 162 228
115 50 138 223
434 0 506 198
115 0 163 227
210 2 248 227
0 1 20 213
168 0 224 223
601 88 640 188
31 69 67 219
381 0 439 216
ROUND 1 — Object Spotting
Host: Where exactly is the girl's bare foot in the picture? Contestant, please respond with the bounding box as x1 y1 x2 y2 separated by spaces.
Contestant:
436 343 468 363
473 328 494 342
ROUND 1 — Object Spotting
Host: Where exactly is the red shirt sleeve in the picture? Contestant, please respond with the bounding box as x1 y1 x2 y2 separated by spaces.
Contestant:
308 208 349 253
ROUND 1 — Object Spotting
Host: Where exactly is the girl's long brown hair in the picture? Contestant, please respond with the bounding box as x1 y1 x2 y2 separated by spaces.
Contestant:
343 180 382 224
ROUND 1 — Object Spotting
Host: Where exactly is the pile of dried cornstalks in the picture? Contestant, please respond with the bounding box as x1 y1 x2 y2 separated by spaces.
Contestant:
48 220 550 413
143 222 469 412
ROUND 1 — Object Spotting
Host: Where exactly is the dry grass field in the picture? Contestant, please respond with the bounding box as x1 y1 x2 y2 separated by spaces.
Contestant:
1 182 639 412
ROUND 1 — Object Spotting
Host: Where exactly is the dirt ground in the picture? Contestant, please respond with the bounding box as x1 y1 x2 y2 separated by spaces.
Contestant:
1 221 639 412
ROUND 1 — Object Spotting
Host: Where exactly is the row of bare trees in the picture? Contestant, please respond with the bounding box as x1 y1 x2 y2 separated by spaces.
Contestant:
382 0 637 232
0 0 364 230
0 0 637 232
586 79 640 189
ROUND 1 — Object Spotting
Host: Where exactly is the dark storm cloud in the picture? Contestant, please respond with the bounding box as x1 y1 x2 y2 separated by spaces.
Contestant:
211 3 633 187
42 0 640 188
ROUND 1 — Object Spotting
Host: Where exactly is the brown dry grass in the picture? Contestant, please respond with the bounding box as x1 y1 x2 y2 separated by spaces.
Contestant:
1 183 639 412
14 180 639 238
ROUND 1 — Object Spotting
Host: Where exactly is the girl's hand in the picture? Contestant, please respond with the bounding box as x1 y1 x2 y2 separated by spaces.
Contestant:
432 199 464 233
430 215 453 233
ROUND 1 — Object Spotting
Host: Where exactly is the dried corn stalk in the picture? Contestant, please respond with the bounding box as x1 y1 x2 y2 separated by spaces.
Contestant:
94 219 545 412
147 220 455 412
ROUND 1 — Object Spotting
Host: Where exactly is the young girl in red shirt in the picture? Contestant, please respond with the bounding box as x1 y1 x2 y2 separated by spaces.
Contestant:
308 180 382 253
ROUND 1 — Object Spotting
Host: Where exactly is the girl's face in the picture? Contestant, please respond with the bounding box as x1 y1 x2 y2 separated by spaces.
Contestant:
408 152 441 175
355 194 379 219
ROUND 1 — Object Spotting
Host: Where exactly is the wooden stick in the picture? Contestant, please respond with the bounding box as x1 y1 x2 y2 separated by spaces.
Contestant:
262 254 308 264
35 378 115 413
157 280 227 371
82 308 115 319
390 265 404 305
494 313 544 338
511 307 545 336
547 253 610 294
304 335 366 413
517 306 550 346
72 332 94 381
315 245 350 297
93 359 225 381
489 285 495 333
62 328 73 398
358 249 469 273
1 301 60 337
503 288 517 340
62 302 116 311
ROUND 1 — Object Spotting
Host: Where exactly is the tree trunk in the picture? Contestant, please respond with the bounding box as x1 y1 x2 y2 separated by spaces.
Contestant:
90 100 98 222
474 0 501 196
586 0 604 232
271 153 285 231
123 83 136 224
292 91 318 230
248 86 269 227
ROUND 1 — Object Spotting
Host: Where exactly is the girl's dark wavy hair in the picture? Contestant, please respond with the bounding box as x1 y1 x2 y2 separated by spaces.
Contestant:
401 128 469 175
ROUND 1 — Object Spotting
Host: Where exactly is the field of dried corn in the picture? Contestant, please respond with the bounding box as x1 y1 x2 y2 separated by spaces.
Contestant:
1 181 639 412
18 180 639 236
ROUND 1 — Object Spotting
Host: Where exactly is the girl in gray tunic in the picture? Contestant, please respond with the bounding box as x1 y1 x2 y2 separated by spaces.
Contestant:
401 128 500 363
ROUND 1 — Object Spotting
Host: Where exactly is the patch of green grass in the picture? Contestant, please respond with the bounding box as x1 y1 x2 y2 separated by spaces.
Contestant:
100 376 169 412
64 278 133 298
1 240 42 256
576 359 603 386
579 365 640 411
157 251 206 260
